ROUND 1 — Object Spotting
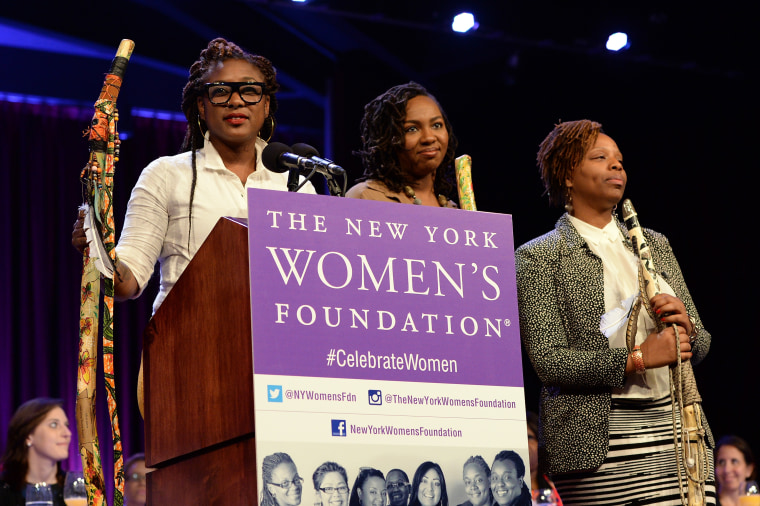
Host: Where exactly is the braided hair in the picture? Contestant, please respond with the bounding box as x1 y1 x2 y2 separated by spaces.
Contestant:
536 119 603 207
260 452 297 506
354 81 457 197
179 38 280 246
463 455 491 477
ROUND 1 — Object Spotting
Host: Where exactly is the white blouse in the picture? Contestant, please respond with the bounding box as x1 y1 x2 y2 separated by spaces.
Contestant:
568 215 672 399
116 136 316 313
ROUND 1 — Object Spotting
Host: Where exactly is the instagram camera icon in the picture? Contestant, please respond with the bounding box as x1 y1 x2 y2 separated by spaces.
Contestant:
368 390 382 405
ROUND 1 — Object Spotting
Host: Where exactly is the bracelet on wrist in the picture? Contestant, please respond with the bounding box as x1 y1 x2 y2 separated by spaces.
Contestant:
631 345 646 375
687 315 699 344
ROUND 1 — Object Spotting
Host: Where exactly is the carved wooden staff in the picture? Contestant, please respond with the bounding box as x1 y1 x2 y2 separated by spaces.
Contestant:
622 199 708 506
78 39 134 506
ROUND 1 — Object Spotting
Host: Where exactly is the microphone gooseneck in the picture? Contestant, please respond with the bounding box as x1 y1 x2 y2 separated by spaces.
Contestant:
262 142 347 196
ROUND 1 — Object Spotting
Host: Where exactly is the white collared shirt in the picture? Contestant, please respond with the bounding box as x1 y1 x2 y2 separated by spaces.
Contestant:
569 215 672 399
116 136 316 313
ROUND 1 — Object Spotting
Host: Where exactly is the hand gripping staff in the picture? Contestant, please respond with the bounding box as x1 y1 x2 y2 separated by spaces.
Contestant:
622 199 708 506
78 39 134 506
455 155 476 211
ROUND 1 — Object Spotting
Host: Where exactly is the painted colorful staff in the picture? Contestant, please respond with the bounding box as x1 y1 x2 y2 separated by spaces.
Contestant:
78 38 134 506
622 199 708 506
455 154 476 211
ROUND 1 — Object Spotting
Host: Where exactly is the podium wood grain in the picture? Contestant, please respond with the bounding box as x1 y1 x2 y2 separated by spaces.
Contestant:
144 217 257 503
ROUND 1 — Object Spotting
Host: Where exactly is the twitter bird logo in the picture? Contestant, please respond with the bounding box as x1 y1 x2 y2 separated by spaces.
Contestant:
268 385 283 402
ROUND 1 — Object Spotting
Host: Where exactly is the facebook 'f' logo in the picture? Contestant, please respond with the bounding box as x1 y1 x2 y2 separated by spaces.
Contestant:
331 419 346 437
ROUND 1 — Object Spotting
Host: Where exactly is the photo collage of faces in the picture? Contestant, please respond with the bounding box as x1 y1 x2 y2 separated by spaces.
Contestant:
258 444 531 506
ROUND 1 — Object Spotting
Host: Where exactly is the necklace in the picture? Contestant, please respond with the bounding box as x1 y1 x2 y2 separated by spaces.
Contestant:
403 185 448 207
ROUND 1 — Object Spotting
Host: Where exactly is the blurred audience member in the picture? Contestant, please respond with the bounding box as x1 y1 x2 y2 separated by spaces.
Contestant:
715 435 756 506
0 398 71 505
124 452 152 506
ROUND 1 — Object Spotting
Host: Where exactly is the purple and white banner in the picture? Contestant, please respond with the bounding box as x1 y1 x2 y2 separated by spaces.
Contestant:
248 189 528 506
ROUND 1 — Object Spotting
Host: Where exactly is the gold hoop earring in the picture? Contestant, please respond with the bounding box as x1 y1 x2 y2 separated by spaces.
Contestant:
260 116 275 143
197 114 207 137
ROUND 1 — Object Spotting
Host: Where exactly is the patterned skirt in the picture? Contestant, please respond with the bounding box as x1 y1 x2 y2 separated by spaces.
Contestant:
551 394 716 505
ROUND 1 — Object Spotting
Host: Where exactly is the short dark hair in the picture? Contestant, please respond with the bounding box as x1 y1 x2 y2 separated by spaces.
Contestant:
536 119 603 207
386 468 409 483
492 450 526 480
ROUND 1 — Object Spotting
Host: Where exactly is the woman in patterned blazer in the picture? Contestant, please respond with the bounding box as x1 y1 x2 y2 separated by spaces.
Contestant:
515 119 715 504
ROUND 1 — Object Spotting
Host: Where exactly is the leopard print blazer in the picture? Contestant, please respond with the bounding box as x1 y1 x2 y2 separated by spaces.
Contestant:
515 213 713 475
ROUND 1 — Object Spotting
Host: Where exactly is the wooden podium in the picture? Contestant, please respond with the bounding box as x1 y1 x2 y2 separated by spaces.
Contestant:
142 217 257 504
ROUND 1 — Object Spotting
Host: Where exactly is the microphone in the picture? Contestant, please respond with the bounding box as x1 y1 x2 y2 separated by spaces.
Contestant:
261 142 347 195
261 142 304 191
291 143 345 176
261 142 299 174
261 142 345 177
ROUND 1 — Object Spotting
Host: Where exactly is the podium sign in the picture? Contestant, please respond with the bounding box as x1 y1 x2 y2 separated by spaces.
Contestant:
248 189 528 503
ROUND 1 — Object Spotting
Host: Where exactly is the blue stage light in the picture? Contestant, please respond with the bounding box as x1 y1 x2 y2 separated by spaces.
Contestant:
606 32 630 51
452 12 478 33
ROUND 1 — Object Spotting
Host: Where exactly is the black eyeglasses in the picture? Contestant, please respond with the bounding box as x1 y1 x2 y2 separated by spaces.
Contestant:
268 476 304 490
319 485 349 495
386 482 409 491
204 81 267 105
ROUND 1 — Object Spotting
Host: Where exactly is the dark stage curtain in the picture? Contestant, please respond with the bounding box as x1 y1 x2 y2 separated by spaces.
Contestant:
0 97 183 500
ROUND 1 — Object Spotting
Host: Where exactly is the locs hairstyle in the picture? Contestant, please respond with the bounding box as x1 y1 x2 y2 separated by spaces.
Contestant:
0 398 66 491
354 81 457 197
409 461 448 506
178 37 280 245
536 119 603 207
260 452 297 506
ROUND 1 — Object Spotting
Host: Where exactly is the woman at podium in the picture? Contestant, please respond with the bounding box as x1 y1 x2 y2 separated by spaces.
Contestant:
72 37 316 313
347 82 458 208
